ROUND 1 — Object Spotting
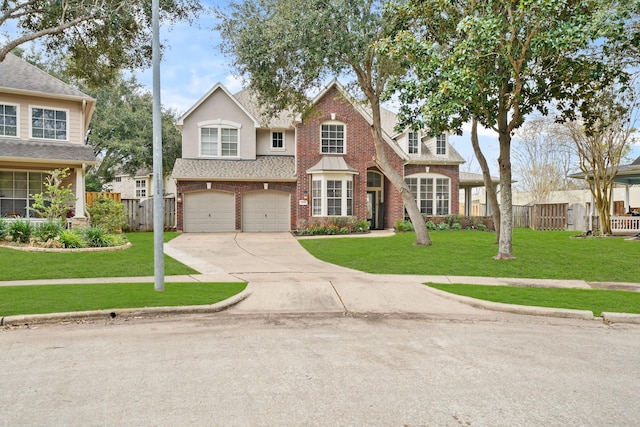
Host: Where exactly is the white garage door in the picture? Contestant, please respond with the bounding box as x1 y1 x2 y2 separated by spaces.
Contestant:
242 191 290 232
183 191 235 232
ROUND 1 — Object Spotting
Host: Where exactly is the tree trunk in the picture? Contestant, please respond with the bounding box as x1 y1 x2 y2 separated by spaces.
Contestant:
496 113 515 260
470 118 501 243
365 87 432 246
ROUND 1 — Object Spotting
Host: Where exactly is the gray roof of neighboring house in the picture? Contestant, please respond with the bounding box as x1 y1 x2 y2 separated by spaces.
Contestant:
173 156 296 181
0 53 94 100
408 143 466 165
306 156 359 174
0 138 97 163
459 171 500 186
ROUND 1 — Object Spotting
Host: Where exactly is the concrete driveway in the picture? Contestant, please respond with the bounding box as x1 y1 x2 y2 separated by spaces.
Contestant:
164 232 490 317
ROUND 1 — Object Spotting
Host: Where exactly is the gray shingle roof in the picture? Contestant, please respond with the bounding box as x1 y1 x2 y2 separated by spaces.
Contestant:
408 143 466 164
232 89 296 129
0 138 96 163
0 53 94 100
173 156 296 181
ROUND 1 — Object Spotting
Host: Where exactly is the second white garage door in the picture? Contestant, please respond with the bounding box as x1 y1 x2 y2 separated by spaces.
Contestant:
183 191 235 232
242 191 290 232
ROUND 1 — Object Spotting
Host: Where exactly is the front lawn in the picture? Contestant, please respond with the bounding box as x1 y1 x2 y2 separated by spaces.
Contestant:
426 283 640 317
0 282 247 317
0 232 198 281
298 229 640 282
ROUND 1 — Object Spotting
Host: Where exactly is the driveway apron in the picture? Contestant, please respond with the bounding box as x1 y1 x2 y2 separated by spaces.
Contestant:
165 233 486 316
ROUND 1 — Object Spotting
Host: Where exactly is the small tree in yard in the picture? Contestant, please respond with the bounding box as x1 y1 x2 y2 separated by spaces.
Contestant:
29 168 76 223
86 196 127 233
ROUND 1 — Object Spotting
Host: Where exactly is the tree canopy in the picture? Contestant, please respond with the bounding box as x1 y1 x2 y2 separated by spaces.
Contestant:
0 0 203 86
382 0 635 258
217 0 433 245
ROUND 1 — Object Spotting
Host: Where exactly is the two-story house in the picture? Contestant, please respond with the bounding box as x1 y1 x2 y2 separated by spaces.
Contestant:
172 80 464 232
0 53 96 222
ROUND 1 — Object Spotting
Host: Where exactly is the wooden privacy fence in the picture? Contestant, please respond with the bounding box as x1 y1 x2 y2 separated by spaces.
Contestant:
512 205 531 228
531 203 568 231
86 191 121 205
122 197 176 231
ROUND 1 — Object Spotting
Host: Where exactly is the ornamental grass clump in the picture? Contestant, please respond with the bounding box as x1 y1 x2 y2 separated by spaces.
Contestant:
8 219 34 243
35 220 64 242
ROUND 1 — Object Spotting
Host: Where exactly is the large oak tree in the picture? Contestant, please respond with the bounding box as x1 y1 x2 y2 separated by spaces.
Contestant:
217 0 433 245
383 0 632 259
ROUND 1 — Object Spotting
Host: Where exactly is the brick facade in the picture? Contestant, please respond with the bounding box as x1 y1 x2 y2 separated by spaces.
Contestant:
295 86 406 229
176 180 297 231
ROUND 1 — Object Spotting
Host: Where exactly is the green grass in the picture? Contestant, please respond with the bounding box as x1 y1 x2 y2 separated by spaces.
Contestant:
0 232 198 281
0 282 247 317
299 229 640 282
426 283 640 317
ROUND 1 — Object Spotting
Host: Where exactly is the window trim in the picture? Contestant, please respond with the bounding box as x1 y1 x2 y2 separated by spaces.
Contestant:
320 121 346 155
405 173 451 216
271 130 286 151
198 120 241 158
29 105 69 141
135 179 147 198
310 173 354 217
0 103 20 138
0 170 48 218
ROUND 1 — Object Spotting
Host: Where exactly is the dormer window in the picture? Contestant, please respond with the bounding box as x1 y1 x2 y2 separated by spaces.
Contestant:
321 123 345 154
436 133 447 155
408 131 419 154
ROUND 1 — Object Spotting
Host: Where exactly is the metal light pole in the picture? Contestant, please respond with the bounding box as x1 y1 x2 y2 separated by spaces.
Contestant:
152 0 164 291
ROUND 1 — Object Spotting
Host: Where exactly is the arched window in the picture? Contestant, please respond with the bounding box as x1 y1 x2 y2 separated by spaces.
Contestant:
198 119 241 158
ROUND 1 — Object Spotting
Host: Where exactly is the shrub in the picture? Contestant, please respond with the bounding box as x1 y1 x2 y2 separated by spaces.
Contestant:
477 224 488 232
86 196 127 233
35 220 64 242
355 220 370 233
83 226 110 247
451 222 462 230
8 220 34 243
101 233 128 247
60 230 85 248
438 222 450 231
0 219 7 239
394 219 414 232
425 220 436 230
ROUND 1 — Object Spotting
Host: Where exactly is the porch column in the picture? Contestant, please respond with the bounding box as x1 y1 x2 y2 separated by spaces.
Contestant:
625 184 630 213
465 187 472 216
75 166 86 217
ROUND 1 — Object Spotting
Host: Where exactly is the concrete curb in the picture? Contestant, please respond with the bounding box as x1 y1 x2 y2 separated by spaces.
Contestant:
424 285 596 321
0 287 252 327
601 312 640 324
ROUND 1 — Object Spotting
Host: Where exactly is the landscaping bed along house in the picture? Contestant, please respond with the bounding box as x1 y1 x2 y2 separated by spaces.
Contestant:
0 169 128 251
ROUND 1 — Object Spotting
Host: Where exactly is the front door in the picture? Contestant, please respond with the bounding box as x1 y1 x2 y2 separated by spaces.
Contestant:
367 191 376 229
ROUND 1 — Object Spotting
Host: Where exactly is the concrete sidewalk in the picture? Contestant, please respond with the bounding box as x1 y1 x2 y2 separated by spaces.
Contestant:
2 232 639 325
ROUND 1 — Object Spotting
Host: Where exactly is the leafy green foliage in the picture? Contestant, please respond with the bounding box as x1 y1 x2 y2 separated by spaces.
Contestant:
86 196 127 233
0 220 7 239
83 227 110 247
59 229 85 248
35 221 64 242
29 168 76 222
1 0 204 87
394 219 414 232
8 220 34 243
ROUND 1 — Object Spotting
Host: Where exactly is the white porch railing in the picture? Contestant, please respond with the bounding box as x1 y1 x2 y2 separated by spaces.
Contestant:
610 216 640 235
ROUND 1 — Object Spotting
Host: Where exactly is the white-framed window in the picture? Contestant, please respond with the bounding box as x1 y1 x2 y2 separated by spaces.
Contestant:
271 131 285 150
406 174 450 215
436 133 447 155
0 170 47 218
311 174 353 216
135 179 146 198
30 106 68 140
199 120 241 157
321 122 345 154
408 131 419 154
0 104 19 137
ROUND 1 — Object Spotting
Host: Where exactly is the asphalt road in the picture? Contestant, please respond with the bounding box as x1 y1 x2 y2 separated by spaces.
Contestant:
2 312 639 426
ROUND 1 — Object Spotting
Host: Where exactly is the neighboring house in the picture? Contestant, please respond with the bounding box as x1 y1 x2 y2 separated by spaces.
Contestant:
172 80 466 232
106 169 177 200
0 53 96 222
